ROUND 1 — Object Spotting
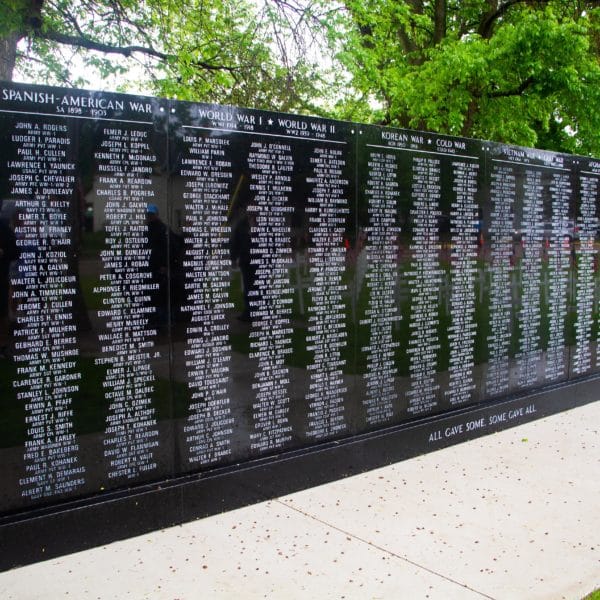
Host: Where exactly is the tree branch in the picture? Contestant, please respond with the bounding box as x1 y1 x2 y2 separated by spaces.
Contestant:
488 75 535 97
462 75 535 134
54 5 87 39
27 0 44 29
33 28 240 72
37 28 168 59
478 0 528 39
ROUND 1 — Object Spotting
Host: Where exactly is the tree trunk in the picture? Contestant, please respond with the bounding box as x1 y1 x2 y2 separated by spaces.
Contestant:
0 0 44 81
433 0 446 45
0 31 20 81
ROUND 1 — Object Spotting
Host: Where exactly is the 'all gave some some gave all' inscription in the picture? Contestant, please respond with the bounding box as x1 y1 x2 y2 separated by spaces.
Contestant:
427 403 537 443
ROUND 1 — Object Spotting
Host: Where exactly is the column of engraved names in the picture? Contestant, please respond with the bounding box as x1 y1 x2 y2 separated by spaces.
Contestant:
406 156 441 414
517 168 543 387
180 134 234 464
305 146 349 437
93 126 159 480
486 165 515 395
573 171 598 372
247 142 294 452
446 160 479 404
9 119 85 500
361 151 400 424
545 172 571 380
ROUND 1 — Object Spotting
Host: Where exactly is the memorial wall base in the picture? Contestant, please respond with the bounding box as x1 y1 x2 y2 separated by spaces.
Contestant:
1 375 597 572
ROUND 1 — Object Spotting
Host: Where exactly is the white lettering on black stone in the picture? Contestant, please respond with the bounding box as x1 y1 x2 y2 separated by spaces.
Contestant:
361 152 400 424
545 173 571 381
306 147 349 437
9 120 85 500
486 165 515 395
446 160 479 404
180 134 235 464
574 172 598 372
247 142 294 452
93 127 159 480
517 169 543 387
406 156 442 413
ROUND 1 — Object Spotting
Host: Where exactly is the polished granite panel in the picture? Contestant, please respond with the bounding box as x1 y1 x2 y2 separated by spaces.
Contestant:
0 81 598 567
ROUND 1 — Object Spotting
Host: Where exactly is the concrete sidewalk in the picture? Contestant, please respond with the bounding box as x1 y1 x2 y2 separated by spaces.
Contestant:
1 402 598 600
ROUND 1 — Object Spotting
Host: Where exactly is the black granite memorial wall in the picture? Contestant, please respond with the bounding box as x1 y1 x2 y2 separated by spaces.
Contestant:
0 82 598 569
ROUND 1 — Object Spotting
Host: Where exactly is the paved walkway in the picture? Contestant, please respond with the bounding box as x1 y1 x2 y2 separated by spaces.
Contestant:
1 401 598 599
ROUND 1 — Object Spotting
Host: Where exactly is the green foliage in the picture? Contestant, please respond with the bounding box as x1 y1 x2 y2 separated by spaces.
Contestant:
2 0 599 152
327 0 600 155
0 0 323 112
150 1 293 108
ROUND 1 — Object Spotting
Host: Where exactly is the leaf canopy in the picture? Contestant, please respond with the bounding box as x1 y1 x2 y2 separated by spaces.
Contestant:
2 0 599 154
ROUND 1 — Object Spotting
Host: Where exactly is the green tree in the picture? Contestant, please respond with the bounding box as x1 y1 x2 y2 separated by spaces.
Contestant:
3 1 599 154
327 0 600 155
0 0 324 111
